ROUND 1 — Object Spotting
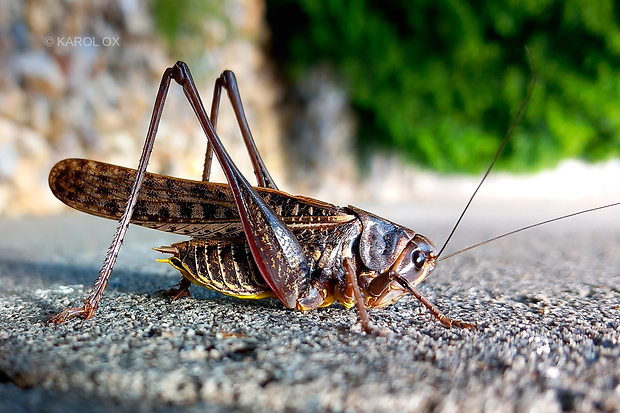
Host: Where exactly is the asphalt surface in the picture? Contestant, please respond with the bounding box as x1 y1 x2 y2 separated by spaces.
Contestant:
1 200 619 412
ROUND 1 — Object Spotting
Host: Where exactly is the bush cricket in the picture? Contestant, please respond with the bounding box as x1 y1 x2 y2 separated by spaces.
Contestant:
48 61 619 334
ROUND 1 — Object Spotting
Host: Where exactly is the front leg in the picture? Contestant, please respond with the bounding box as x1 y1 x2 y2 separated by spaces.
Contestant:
344 258 388 336
393 275 477 329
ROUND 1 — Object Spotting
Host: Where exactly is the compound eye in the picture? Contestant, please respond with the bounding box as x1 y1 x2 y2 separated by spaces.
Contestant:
412 250 426 270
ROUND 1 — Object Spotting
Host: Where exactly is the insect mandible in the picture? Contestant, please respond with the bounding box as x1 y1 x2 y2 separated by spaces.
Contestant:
48 61 619 334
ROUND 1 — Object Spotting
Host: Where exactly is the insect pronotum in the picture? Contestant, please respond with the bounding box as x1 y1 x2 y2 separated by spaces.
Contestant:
48 60 619 334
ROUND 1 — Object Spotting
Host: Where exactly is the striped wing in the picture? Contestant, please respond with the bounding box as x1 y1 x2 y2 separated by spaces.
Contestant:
49 158 356 238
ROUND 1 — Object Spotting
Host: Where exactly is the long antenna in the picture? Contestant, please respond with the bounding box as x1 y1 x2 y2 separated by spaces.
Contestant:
439 201 620 261
436 48 536 258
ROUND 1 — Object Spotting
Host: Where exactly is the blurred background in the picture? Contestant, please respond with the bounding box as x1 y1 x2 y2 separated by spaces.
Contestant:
0 0 618 217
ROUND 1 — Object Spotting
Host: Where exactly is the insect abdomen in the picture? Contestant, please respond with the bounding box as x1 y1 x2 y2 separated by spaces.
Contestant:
158 239 275 299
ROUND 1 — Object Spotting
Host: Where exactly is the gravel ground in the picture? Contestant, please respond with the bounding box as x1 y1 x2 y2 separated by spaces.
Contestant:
1 200 619 413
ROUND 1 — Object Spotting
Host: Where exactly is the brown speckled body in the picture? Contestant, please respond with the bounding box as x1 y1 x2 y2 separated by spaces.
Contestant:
50 158 441 313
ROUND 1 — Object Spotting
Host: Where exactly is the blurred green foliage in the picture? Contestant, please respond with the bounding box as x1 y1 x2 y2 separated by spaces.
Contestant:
152 0 230 62
266 0 620 173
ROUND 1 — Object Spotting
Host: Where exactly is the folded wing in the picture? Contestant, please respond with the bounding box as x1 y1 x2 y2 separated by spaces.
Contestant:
49 159 356 238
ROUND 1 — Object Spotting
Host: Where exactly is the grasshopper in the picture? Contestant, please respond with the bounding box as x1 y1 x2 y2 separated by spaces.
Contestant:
48 61 619 334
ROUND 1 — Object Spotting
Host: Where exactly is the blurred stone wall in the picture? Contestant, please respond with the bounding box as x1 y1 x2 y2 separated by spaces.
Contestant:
0 0 449 219
0 0 285 216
